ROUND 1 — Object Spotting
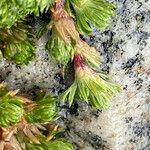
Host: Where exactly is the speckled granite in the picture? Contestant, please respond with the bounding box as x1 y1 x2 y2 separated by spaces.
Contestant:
0 0 150 150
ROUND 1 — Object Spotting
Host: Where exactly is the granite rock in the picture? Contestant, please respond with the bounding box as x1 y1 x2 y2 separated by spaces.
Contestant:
0 0 150 149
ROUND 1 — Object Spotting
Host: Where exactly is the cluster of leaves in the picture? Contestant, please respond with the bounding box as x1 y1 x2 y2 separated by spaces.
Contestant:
0 0 117 67
44 0 121 108
62 53 121 108
0 0 120 108
0 21 35 65
0 83 58 128
27 139 74 150
65 0 116 34
0 0 54 28
0 83 73 150
0 0 55 64
0 83 23 128
46 28 75 67
0 0 121 149
42 0 116 66
26 95 59 124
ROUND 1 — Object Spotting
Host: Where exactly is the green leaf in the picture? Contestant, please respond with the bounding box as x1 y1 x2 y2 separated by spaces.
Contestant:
68 83 77 107
77 81 89 102
47 139 74 150
26 95 59 124
0 21 35 65
65 0 74 18
36 21 50 39
62 82 78 106
0 0 55 28
27 143 48 150
63 63 121 108
66 0 116 34
75 9 92 35
75 40 100 69
0 95 23 128
46 29 74 66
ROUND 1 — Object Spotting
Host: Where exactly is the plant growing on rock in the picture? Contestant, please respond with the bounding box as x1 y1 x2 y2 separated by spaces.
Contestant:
46 0 121 108
0 0 121 149
0 83 73 150
0 21 35 65
0 0 120 109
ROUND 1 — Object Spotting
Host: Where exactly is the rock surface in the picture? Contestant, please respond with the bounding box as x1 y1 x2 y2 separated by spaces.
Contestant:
0 0 150 150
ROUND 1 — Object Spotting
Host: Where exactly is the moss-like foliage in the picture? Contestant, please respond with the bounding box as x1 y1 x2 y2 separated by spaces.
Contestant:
62 54 121 108
65 0 116 34
26 95 59 124
0 83 74 150
46 29 74 66
0 0 54 28
0 83 23 128
0 21 35 65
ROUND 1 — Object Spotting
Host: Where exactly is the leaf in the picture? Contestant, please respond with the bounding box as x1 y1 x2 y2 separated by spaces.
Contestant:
68 83 77 107
52 6 79 44
65 0 74 17
75 9 92 35
62 82 78 107
75 40 100 69
0 21 35 65
0 0 55 28
46 29 74 66
36 21 49 39
77 81 89 102
66 0 116 34
26 95 59 124
63 55 121 108
0 95 23 128
47 139 74 150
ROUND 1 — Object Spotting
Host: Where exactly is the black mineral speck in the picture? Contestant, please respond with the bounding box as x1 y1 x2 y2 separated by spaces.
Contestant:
129 138 137 143
90 109 102 118
148 85 150 92
68 101 79 116
101 64 110 73
6 71 11 76
85 131 107 150
133 121 150 139
139 40 147 51
122 58 138 69
123 85 128 90
134 78 143 90
54 73 64 84
125 117 133 123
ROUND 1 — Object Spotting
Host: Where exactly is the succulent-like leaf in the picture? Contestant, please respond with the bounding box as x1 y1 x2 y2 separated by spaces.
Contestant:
47 139 74 150
45 3 79 66
62 54 121 108
0 83 73 150
27 139 74 150
46 28 74 66
0 0 54 28
65 0 116 34
0 92 23 128
75 40 100 69
0 21 35 65
26 96 59 124
62 82 77 107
